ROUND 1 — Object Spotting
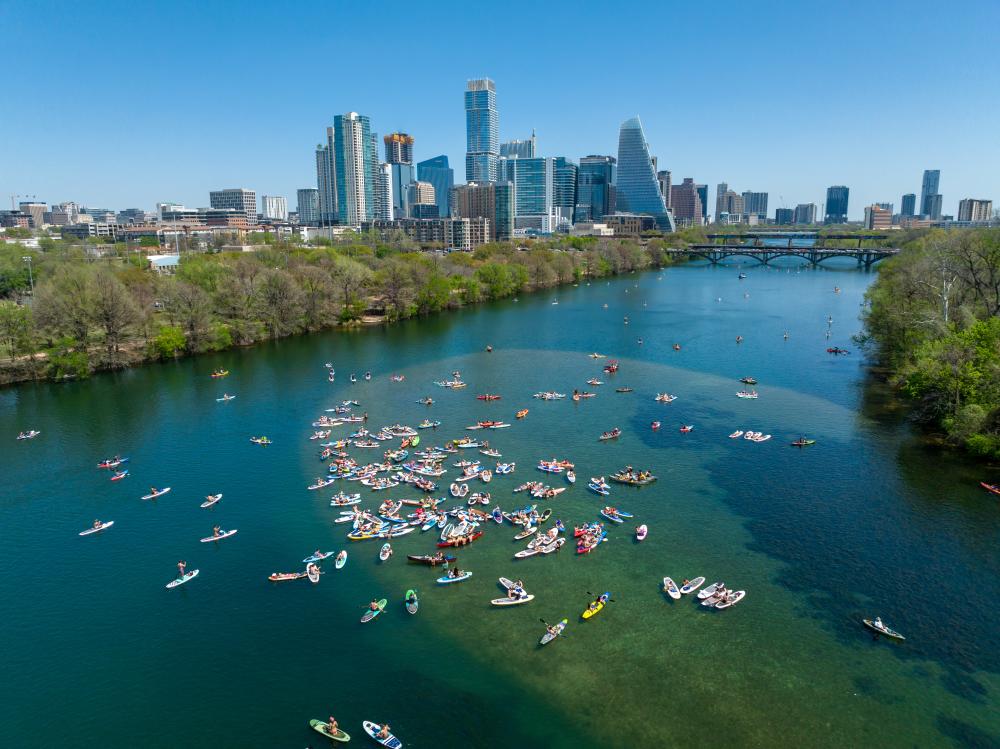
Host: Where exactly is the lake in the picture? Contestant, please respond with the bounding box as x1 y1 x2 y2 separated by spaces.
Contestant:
1 261 997 748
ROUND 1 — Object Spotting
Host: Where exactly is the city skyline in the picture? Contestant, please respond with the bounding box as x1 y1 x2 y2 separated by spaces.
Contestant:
2 1 998 218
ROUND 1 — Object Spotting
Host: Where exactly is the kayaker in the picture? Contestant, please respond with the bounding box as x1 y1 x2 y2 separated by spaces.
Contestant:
599 593 609 605
326 717 339 735
376 724 391 740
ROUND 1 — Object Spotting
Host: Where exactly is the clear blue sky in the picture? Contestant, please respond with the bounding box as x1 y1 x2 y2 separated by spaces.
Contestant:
2 0 997 219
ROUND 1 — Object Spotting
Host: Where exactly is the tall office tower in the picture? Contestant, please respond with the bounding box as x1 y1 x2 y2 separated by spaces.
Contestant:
864 204 892 230
384 133 414 165
920 169 941 218
417 155 454 218
553 157 578 225
333 112 376 225
657 170 672 209
408 181 436 209
451 181 513 241
261 195 288 221
390 163 416 219
901 193 916 217
297 189 320 225
716 182 728 216
957 199 993 222
465 78 499 182
499 131 536 159
574 155 616 222
793 203 818 225
615 116 675 232
316 127 338 225
209 188 257 226
376 163 393 221
716 191 745 218
742 191 768 220
824 186 850 224
775 208 794 225
669 178 704 224
926 194 943 221
695 185 708 221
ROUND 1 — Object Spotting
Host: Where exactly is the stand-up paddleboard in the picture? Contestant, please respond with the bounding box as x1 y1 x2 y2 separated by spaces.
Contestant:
200 529 237 542
335 551 347 569
405 589 418 614
79 521 114 536
437 571 472 584
200 494 222 508
540 618 568 645
363 721 402 748
309 719 350 742
679 577 705 595
166 569 199 589
142 487 171 500
307 566 320 583
303 551 335 564
361 599 387 623
662 577 681 600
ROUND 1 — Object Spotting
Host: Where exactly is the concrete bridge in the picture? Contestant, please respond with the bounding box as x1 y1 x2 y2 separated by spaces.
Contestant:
668 233 900 269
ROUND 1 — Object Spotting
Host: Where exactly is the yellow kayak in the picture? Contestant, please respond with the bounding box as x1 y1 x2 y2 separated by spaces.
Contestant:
582 591 610 620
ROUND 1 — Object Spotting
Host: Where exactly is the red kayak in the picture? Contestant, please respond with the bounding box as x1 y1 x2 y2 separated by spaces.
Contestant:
477 394 501 401
980 482 1000 497
437 531 483 548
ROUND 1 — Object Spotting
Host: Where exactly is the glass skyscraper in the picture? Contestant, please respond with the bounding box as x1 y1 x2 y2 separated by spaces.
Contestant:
333 112 375 226
825 185 850 224
615 116 675 232
315 126 338 226
575 155 616 222
417 155 454 218
465 79 499 183
920 169 941 219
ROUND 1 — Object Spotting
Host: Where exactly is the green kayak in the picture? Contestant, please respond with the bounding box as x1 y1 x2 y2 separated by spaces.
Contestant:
361 598 388 623
310 719 350 742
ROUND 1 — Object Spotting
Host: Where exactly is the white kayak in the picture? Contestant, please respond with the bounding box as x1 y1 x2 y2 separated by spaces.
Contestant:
200 494 222 508
362 721 402 748
662 577 681 600
166 569 199 589
141 487 171 500
716 590 746 609
679 577 705 595
200 529 237 542
698 582 725 599
491 594 534 606
79 521 114 536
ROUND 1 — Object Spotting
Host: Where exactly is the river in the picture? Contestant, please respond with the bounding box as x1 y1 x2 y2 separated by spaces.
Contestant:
1 262 997 748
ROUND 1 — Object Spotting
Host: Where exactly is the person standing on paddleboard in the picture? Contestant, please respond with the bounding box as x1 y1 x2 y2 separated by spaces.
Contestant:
177 561 186 577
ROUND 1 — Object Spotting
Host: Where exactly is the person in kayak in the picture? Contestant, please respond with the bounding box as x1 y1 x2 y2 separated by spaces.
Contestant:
599 593 610 605
376 723 391 740
325 717 339 736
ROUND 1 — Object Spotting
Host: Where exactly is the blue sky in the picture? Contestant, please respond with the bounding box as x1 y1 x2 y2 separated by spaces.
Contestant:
2 0 997 219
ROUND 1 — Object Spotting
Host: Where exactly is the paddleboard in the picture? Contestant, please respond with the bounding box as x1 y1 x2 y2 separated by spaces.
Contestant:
141 487 171 500
309 719 350 742
200 494 222 508
490 594 534 606
362 721 402 748
335 551 347 569
716 590 746 609
540 618 568 645
79 521 114 536
361 598 388 623
199 529 237 542
679 577 705 595
663 577 681 600
379 543 392 561
405 589 418 614
307 566 320 583
166 569 199 589
437 571 472 584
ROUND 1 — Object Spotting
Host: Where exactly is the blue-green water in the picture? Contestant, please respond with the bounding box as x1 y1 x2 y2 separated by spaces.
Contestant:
1 263 998 748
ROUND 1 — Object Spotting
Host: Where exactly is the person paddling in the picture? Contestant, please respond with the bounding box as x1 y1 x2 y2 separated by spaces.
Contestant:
326 716 339 736
177 560 187 577
376 724 391 740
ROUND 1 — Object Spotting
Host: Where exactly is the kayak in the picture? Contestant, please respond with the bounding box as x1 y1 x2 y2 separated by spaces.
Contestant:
110 470 129 481
309 719 350 742
303 551 335 563
379 543 392 561
514 526 537 541
863 618 906 640
335 551 347 569
268 572 307 582
636 524 647 541
437 571 472 584
662 577 681 600
97 457 129 469
716 590 746 609
79 521 114 536
362 721 402 748
166 569 199 589
307 566 321 583
361 598 388 623
491 593 534 606
540 618 568 645
141 487 171 500
407 554 455 566
405 589 419 614
581 592 610 620
199 529 237 542
200 494 222 508
679 577 705 595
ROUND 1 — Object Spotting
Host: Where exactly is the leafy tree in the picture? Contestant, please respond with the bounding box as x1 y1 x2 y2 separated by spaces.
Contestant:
0 300 31 359
151 325 187 358
91 269 139 358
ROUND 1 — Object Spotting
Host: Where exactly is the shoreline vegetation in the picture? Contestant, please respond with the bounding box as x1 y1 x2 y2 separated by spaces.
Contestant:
0 230 707 387
858 228 1000 461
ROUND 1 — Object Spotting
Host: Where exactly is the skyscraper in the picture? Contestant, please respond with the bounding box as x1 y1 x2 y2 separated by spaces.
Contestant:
297 188 320 225
775 208 794 225
376 163 393 221
575 155 616 222
417 155 454 218
657 170 672 209
901 193 916 217
384 133 414 165
715 182 728 218
695 185 708 222
742 192 768 220
390 163 416 218
316 127 337 226
209 188 257 226
920 169 941 218
408 181 436 208
716 191 745 219
794 203 818 225
669 178 703 224
824 186 850 224
333 112 376 225
499 131 536 159
465 78 499 182
615 116 675 232
553 157 578 225
261 195 288 221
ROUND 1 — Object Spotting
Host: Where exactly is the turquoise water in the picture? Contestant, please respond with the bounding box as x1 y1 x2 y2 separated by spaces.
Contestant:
1 263 998 748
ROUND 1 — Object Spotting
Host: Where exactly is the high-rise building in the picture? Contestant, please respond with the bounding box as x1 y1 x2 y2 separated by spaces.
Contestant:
575 155 616 223
553 157 578 225
499 132 536 159
297 189 320 225
824 186 849 224
657 171 672 209
864 204 892 230
716 191 745 219
261 195 288 221
465 78 499 182
957 198 993 222
742 191 768 220
920 169 941 218
669 178 704 225
715 183 728 217
376 164 393 221
451 181 513 241
384 133 414 165
775 208 794 225
499 156 576 231
417 155 454 218
18 202 46 228
695 185 708 221
615 116 675 232
333 112 376 226
209 188 257 226
316 127 338 225
901 193 917 217
390 163 416 219
408 181 436 208
794 203 818 225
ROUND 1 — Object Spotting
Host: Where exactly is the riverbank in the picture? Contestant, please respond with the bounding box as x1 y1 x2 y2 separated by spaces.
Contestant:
0 237 685 387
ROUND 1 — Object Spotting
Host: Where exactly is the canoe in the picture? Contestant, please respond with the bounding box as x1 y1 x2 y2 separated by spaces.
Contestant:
662 577 681 599
199 529 237 542
309 720 350 742
491 593 535 606
437 571 473 584
360 599 388 623
141 487 171 500
379 543 392 561
405 589 419 614
408 554 455 566
581 592 610 619
436 531 483 548
166 569 199 589
540 618 568 645
307 566 320 583
200 494 222 508
362 721 402 748
979 482 1000 496
862 618 906 640
698 582 724 599
716 590 746 609
636 524 648 541
303 551 335 563
79 521 114 536
679 577 705 595
268 572 306 582
335 551 347 569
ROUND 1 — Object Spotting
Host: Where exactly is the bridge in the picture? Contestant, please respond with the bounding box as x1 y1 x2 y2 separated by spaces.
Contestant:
668 233 900 269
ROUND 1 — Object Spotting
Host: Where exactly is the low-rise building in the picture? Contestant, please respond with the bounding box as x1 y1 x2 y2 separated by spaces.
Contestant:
864 204 892 230
601 213 658 236
957 198 993 223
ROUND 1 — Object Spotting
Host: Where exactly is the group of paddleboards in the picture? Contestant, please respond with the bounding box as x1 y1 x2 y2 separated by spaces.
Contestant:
309 719 402 747
661 577 746 610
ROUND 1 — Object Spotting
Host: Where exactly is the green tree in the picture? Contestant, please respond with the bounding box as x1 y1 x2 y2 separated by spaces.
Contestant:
91 269 139 358
0 300 31 359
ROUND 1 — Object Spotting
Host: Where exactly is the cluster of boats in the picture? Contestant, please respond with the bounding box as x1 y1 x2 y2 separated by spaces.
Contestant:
16 430 41 440
735 390 759 399
660 577 746 609
728 430 772 442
